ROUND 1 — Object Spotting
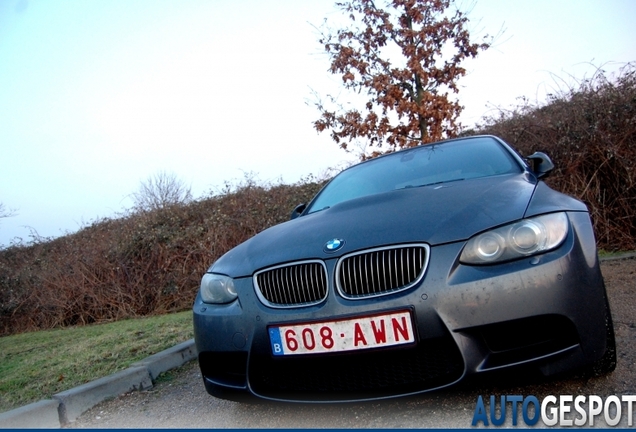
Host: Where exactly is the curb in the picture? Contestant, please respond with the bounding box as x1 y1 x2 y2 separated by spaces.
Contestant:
0 400 60 429
0 339 197 428
599 252 636 262
131 339 197 381
53 366 153 425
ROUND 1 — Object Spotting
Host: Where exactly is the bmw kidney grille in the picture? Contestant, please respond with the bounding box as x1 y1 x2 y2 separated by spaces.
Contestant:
336 244 430 299
254 244 430 307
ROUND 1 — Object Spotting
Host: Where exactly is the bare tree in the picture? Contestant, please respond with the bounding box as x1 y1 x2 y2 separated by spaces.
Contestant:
0 202 17 221
131 171 192 211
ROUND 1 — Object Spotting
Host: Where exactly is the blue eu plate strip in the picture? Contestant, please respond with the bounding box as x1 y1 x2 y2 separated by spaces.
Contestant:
268 327 284 356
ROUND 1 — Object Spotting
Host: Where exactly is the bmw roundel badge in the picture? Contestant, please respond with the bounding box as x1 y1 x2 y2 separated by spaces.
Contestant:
323 238 345 253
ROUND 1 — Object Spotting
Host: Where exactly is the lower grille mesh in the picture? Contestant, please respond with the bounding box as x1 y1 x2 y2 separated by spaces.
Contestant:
249 333 464 401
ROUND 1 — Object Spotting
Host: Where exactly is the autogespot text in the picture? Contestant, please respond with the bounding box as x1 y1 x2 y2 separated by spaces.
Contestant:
472 395 636 427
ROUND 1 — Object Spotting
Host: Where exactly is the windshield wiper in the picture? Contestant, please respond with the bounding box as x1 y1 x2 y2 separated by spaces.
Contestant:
399 178 466 189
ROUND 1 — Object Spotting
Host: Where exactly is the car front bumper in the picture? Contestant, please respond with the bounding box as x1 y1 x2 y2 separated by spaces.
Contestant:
193 211 612 402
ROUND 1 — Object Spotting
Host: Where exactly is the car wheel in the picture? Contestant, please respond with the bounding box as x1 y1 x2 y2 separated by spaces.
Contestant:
589 294 617 376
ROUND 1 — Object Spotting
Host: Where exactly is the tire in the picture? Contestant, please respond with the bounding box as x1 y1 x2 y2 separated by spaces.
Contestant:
589 295 617 376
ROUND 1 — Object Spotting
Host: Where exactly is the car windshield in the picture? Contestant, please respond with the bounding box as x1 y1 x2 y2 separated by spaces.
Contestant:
306 136 523 214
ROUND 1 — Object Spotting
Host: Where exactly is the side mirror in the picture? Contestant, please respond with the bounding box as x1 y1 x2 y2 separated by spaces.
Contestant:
290 203 307 220
526 152 555 179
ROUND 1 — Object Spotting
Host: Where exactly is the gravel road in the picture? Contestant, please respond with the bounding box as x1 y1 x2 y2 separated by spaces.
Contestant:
70 257 636 429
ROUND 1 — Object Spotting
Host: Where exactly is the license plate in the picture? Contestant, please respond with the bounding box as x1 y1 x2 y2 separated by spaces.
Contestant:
268 310 415 356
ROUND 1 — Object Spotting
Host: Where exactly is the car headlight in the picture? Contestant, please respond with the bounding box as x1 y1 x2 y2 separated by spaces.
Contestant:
460 212 569 264
200 273 237 304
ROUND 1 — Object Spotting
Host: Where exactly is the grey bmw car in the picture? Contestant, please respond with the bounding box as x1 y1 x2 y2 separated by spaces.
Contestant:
193 135 616 402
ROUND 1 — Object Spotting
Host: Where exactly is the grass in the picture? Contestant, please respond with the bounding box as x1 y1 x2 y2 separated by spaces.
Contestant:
0 311 193 414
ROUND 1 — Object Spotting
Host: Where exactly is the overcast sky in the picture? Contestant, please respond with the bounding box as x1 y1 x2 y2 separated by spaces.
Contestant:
1 0 635 247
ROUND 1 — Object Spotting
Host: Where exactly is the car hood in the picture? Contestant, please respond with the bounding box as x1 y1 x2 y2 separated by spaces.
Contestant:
210 173 581 277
